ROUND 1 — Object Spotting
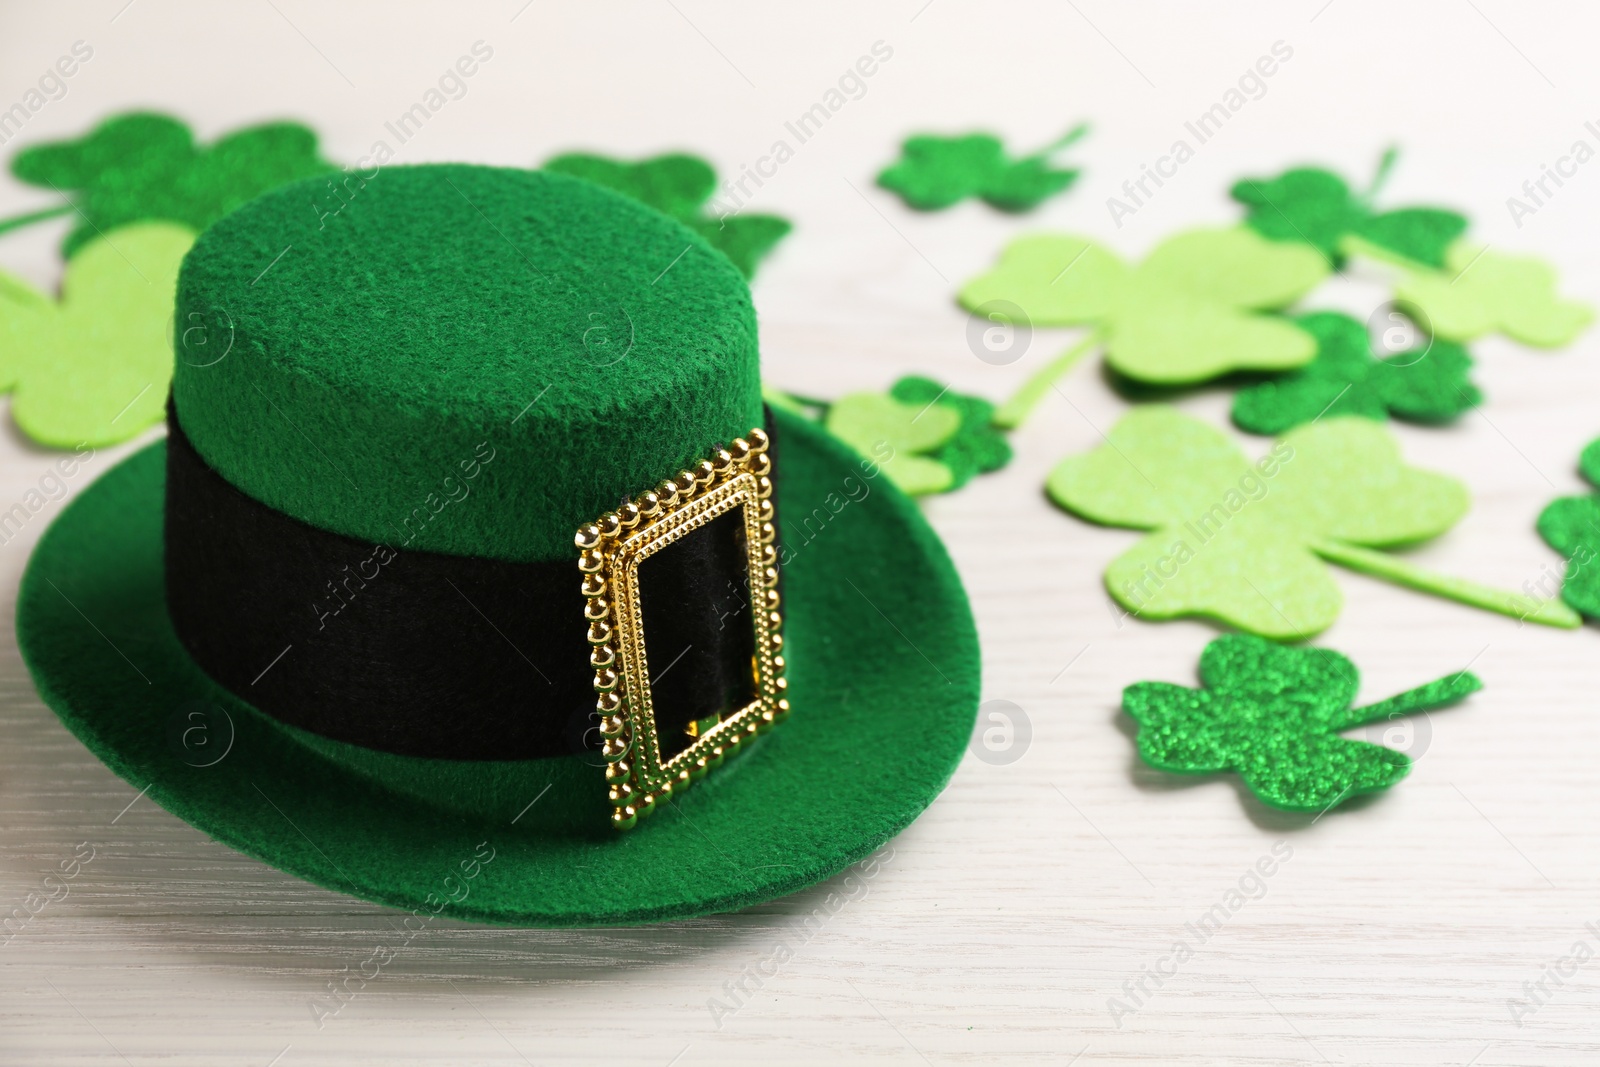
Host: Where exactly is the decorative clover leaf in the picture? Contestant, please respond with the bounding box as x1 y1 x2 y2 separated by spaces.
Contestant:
1536 437 1600 618
1231 153 1467 269
824 391 961 496
1345 237 1593 349
541 151 791 278
0 222 195 447
9 112 334 258
959 227 1328 385
876 125 1087 212
887 376 1012 489
1232 310 1481 435
1044 405 1582 636
1124 633 1482 812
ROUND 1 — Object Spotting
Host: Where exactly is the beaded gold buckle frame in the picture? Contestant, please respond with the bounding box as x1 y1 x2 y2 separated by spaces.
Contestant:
576 428 788 831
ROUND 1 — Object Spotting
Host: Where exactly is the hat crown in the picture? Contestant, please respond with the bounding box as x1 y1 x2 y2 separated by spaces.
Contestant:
172 163 761 561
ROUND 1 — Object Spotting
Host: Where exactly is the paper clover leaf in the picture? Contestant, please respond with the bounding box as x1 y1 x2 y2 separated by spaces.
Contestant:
0 222 194 446
1352 238 1594 349
1124 634 1482 812
887 376 1012 489
824 391 962 496
1232 310 1481 435
1046 407 1469 638
10 112 334 258
541 151 791 278
876 125 1086 212
1231 155 1467 269
959 227 1328 384
1537 437 1600 618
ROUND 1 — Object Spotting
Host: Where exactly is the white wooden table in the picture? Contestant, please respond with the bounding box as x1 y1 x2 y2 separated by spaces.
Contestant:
4 2 1600 1062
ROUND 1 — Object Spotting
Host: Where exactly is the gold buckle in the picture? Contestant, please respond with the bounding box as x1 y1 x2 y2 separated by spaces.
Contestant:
576 428 788 831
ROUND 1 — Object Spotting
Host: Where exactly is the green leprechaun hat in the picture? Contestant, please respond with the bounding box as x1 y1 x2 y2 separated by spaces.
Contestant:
16 164 980 926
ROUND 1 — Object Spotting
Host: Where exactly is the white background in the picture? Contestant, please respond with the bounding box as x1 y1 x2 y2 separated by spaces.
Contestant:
2 1 1600 1063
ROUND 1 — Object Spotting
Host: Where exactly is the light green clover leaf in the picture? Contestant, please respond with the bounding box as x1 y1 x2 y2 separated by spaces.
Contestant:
887 376 1012 490
1347 236 1593 348
0 222 195 447
959 227 1328 385
1046 406 1485 639
824 392 961 496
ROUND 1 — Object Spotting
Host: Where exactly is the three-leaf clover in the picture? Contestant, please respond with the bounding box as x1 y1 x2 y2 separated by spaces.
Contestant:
1232 310 1482 435
0 222 195 446
1046 406 1579 637
1537 437 1600 618
541 151 791 278
776 377 1013 497
877 125 1087 212
1124 633 1482 812
9 112 334 258
888 376 1012 489
1231 151 1467 268
1346 237 1593 349
824 390 961 496
959 227 1328 387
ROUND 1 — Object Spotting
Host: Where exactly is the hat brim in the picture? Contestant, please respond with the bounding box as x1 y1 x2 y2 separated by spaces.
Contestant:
17 407 980 926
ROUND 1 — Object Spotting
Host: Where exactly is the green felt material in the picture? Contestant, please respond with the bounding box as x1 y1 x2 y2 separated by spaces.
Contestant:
875 126 1086 212
1232 310 1481 435
1045 407 1469 639
542 152 791 279
0 222 194 447
888 376 1012 490
958 228 1327 385
1353 238 1593 349
172 164 762 563
10 111 334 258
1124 634 1482 812
1230 159 1466 268
16 407 980 925
1537 437 1600 618
823 390 960 496
992 335 1098 430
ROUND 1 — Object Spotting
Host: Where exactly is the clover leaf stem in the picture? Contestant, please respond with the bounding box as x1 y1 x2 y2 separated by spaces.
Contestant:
1025 122 1090 162
1337 670 1483 732
993 330 1102 430
1311 538 1582 629
1360 145 1400 206
0 202 74 240
761 385 829 419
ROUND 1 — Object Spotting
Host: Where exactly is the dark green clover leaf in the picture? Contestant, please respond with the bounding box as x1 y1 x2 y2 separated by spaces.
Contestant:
888 376 1012 489
1232 310 1481 435
1536 438 1600 618
1231 151 1466 269
542 151 791 278
877 125 1087 212
1123 634 1481 812
11 111 335 257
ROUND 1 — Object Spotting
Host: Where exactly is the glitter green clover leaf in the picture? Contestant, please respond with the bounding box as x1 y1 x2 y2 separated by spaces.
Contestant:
0 113 798 449
1538 437 1600 620
1231 310 1482 435
876 124 1089 213
1125 633 1482 812
0 112 334 446
2 111 336 254
540 151 792 279
1230 148 1468 269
